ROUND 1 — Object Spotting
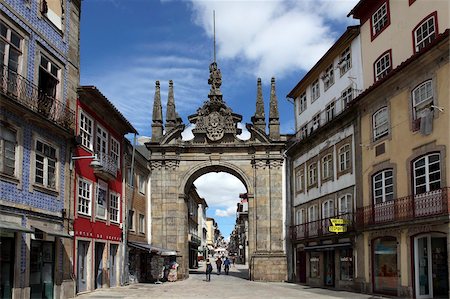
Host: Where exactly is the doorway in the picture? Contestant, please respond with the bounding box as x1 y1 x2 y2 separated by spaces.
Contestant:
414 234 448 298
0 236 15 299
30 240 54 299
77 241 89 293
324 250 335 286
109 244 118 287
94 242 105 289
296 249 306 283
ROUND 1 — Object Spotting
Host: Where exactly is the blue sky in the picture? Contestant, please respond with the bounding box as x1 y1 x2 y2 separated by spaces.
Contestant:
80 0 358 239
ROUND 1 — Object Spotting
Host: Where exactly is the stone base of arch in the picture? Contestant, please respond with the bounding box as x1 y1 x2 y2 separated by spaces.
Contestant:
250 252 287 281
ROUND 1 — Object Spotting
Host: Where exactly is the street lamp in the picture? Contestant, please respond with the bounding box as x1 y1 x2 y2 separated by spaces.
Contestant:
70 154 102 170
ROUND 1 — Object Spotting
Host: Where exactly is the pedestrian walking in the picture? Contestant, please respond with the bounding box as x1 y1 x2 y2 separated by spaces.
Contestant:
223 257 231 275
215 257 222 275
205 259 213 282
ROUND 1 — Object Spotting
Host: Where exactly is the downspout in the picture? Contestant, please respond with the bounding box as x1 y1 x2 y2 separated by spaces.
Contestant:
283 150 294 282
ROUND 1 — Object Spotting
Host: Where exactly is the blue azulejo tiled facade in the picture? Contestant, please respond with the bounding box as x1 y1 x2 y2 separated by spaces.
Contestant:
0 1 81 298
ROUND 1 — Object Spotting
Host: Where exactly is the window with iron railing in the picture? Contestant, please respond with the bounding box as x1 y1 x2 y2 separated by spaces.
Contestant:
338 47 351 76
322 64 334 90
0 123 17 177
0 21 22 93
413 153 440 195
372 169 394 204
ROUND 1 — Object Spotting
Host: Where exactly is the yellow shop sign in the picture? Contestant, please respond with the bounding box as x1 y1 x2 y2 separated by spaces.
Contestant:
329 218 349 234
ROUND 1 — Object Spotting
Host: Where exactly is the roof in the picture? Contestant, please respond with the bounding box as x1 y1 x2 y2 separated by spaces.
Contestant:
78 86 138 134
287 26 360 99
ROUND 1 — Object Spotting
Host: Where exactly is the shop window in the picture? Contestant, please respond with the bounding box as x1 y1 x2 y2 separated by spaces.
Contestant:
374 50 392 82
77 178 92 216
0 123 17 177
34 139 57 189
340 248 353 280
79 111 93 150
310 254 320 278
109 192 119 223
413 12 437 53
373 237 398 295
373 107 389 141
413 153 441 195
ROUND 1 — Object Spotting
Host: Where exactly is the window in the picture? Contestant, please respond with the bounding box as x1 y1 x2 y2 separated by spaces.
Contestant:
299 92 307 114
308 205 318 222
311 79 320 101
128 210 135 231
295 167 304 193
322 200 334 219
371 2 389 38
40 0 63 30
308 162 317 186
341 86 353 108
138 174 145 194
372 169 394 204
414 13 437 53
300 125 307 139
78 178 92 216
374 50 392 81
338 47 351 75
340 248 353 280
295 208 305 225
96 125 108 155
0 21 22 94
38 54 60 102
96 180 107 219
109 193 119 223
35 139 57 189
339 194 352 215
310 253 320 278
138 214 145 234
110 137 120 167
412 80 433 120
322 64 334 90
322 154 333 180
373 107 389 141
0 123 16 176
338 144 351 172
79 111 93 150
413 153 440 195
326 102 335 122
311 114 320 132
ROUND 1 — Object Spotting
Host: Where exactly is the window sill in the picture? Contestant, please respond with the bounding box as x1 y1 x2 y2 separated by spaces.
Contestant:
77 213 91 219
32 184 59 196
95 217 107 223
0 173 20 186
110 221 120 226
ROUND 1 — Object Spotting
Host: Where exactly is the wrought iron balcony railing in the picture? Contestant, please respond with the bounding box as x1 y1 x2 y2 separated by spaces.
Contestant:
356 188 449 229
0 64 75 131
290 212 354 242
97 152 118 177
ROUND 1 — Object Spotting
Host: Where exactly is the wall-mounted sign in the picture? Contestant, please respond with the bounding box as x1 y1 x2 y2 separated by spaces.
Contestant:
329 218 349 234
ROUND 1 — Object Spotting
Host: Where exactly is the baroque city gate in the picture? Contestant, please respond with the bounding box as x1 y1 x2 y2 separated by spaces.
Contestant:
145 61 287 281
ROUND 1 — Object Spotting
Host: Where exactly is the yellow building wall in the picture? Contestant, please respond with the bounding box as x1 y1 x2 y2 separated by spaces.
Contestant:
360 0 450 88
361 62 449 206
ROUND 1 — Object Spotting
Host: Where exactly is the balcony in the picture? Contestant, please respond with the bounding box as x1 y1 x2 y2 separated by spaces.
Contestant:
0 64 75 132
356 188 449 229
93 152 118 181
290 213 354 242
188 233 201 245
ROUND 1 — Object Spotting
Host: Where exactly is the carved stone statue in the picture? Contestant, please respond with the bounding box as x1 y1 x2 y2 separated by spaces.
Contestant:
208 62 222 96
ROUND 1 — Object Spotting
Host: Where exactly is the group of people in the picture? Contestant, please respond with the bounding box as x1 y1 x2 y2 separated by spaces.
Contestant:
205 256 232 282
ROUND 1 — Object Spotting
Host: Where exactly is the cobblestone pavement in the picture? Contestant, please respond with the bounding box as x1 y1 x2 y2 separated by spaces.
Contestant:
76 262 385 299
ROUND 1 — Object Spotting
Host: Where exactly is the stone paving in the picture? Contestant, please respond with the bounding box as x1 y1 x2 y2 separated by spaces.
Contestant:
76 262 386 299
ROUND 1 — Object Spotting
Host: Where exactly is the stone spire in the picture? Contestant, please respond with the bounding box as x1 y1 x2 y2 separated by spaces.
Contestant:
165 80 177 132
251 78 266 132
151 81 163 141
269 77 280 140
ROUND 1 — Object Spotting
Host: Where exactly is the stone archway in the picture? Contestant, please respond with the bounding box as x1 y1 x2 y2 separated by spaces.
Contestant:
146 62 287 281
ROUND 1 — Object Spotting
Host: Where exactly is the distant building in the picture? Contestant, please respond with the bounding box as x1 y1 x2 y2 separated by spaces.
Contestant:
197 197 208 260
187 186 202 268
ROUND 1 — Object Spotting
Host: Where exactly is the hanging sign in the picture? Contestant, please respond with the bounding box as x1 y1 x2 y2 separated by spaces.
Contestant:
329 218 349 234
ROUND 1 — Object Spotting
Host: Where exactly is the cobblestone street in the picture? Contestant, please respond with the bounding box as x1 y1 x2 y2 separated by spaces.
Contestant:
76 263 382 299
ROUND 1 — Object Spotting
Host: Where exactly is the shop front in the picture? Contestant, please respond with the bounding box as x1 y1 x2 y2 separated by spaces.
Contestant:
0 232 16 299
372 237 398 296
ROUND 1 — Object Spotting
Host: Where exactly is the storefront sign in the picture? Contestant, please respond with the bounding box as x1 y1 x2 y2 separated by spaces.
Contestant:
329 218 349 234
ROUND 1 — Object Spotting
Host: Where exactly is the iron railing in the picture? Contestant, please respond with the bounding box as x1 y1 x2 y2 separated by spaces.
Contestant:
356 188 449 229
0 64 75 131
290 212 354 241
189 233 201 245
97 152 118 177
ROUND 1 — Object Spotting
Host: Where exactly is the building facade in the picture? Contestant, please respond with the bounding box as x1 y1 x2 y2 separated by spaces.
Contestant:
286 26 363 290
197 197 208 260
187 186 202 269
73 86 136 294
0 0 81 298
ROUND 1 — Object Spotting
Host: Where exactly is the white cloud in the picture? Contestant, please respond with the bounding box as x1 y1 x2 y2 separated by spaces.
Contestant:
189 0 359 80
194 172 246 207
215 206 237 217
